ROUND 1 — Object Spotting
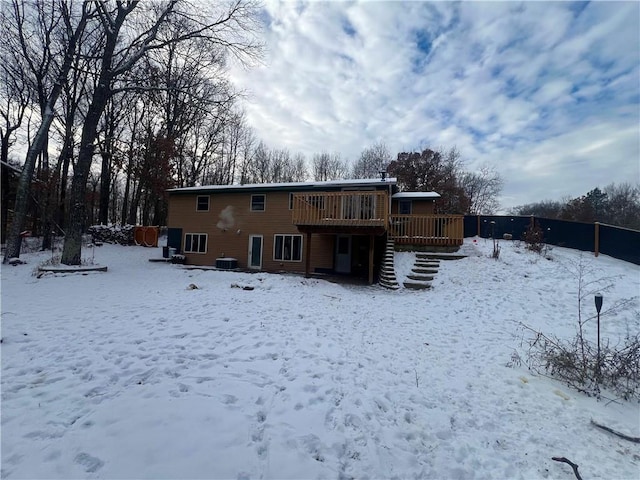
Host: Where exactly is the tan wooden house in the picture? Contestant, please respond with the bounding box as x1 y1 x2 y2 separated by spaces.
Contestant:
166 178 463 283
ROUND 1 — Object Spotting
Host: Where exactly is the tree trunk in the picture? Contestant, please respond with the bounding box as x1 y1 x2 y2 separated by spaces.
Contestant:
40 145 52 250
4 109 59 261
1 163 11 244
128 179 142 225
2 8 88 263
61 85 109 265
121 167 131 225
98 150 111 225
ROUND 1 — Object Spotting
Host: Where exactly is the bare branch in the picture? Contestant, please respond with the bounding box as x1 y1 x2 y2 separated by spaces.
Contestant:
551 457 583 480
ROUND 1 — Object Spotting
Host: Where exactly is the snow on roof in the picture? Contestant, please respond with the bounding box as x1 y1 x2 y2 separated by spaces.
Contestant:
392 191 440 199
168 178 397 193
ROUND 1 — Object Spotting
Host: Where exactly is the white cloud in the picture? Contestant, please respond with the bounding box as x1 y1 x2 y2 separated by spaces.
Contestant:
229 1 640 210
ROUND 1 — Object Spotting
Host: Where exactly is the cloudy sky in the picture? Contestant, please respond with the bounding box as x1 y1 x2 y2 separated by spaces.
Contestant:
229 1 639 211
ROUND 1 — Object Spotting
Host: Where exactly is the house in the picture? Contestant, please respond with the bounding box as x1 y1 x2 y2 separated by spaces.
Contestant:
166 178 463 283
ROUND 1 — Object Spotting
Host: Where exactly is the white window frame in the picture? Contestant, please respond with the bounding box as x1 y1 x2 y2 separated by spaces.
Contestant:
196 195 210 212
273 234 303 262
251 194 266 212
184 233 208 253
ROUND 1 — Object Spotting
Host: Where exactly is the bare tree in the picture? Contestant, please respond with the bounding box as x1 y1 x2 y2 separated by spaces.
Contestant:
461 163 504 214
0 46 30 167
96 96 127 225
61 0 262 265
603 182 640 230
312 152 348 181
237 126 256 184
509 200 564 218
351 141 391 179
289 153 308 183
3 1 93 263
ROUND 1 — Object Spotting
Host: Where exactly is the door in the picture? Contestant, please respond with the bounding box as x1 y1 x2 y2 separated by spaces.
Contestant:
341 188 376 220
248 235 263 269
335 235 351 273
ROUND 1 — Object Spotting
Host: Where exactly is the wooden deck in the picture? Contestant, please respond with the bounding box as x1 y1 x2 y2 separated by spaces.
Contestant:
388 214 464 246
292 191 389 229
291 192 463 246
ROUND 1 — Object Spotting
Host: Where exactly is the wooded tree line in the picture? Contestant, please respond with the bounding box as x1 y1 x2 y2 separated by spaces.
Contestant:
0 0 503 265
1 0 261 264
510 183 640 230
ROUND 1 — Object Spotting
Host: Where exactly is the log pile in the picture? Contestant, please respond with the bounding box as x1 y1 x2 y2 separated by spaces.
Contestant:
88 224 135 245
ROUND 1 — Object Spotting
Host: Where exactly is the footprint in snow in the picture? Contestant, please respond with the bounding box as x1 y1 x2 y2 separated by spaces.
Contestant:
74 452 104 473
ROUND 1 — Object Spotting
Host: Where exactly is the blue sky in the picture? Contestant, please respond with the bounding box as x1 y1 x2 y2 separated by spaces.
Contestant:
229 1 640 210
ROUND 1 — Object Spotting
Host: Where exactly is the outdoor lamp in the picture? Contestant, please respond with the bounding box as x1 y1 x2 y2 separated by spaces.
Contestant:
595 293 603 313
595 293 603 381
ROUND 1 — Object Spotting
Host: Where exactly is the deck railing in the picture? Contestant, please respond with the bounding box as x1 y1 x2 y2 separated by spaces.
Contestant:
292 191 389 228
389 214 464 246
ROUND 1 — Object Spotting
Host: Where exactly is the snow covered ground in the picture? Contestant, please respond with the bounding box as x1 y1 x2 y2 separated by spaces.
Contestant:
1 238 638 479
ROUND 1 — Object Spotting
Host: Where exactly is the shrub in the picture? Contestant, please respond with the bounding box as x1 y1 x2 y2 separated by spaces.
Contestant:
520 256 639 400
523 327 640 400
523 218 545 253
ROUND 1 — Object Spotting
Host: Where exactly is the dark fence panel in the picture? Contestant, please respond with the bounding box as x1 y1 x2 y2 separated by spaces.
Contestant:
463 215 639 265
537 218 595 253
463 215 477 237
465 215 531 239
599 224 640 265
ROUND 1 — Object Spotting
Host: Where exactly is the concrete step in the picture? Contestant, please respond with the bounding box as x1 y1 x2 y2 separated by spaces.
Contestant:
407 274 435 282
415 262 440 268
403 281 432 290
416 253 466 260
412 268 438 274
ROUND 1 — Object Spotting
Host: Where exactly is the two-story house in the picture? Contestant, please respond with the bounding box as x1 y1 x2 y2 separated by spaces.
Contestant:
166 178 463 283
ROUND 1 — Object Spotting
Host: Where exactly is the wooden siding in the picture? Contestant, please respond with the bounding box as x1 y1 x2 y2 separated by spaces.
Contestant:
168 191 335 272
390 199 436 215
292 191 388 228
388 214 464 246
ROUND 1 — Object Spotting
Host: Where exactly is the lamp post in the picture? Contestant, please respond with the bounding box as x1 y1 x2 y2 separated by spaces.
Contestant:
595 293 603 381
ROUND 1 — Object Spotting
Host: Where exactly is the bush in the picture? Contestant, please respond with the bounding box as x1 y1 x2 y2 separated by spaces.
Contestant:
523 218 545 253
524 327 640 400
519 255 639 400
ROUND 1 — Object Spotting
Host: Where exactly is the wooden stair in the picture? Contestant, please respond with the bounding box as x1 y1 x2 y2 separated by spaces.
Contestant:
378 239 399 290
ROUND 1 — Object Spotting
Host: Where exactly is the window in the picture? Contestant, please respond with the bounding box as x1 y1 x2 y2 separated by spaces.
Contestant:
289 193 294 210
196 196 210 211
251 194 265 211
184 233 207 253
298 194 325 209
399 200 412 215
274 234 302 262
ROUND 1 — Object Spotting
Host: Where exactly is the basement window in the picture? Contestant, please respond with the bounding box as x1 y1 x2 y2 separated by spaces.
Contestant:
184 233 207 253
274 234 302 262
